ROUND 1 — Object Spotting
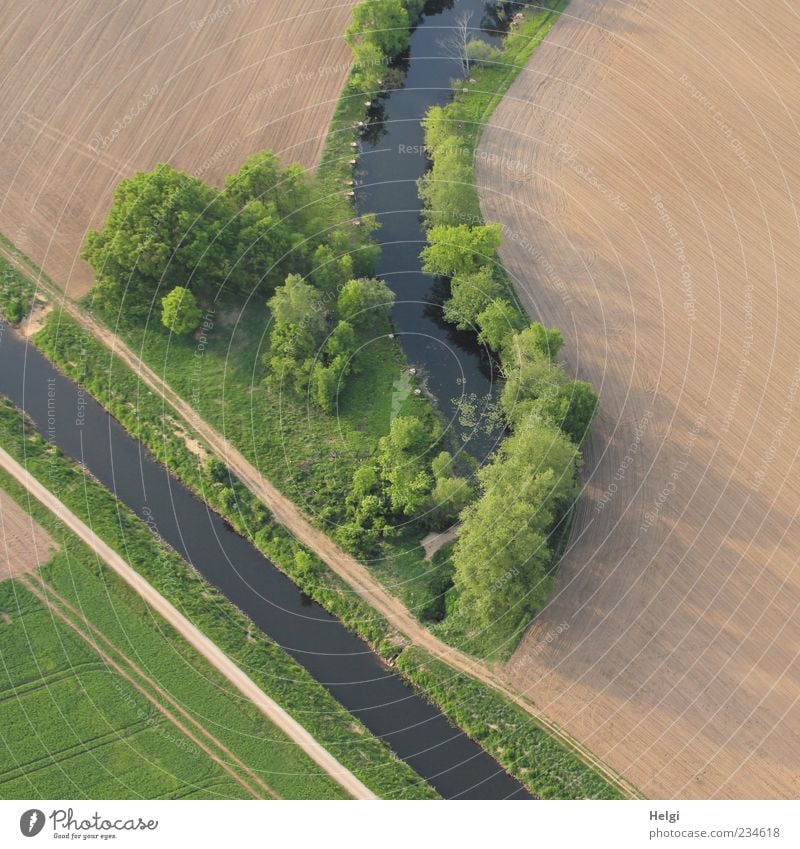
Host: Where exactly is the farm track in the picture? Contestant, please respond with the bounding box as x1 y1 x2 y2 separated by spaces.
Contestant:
0 442 376 800
0 243 640 800
477 0 800 798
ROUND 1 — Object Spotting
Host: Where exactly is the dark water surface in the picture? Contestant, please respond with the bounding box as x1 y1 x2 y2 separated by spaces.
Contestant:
0 1 532 800
356 0 506 462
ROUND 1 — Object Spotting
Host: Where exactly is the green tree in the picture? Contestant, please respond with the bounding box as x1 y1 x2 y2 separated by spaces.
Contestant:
337 277 395 328
452 422 580 629
429 475 472 528
231 199 292 292
346 0 410 61
420 224 502 278
310 244 354 294
466 39 501 65
443 267 503 329
82 164 235 313
476 298 524 353
378 416 435 516
265 274 328 393
506 322 564 364
160 286 202 334
419 148 479 227
224 150 281 208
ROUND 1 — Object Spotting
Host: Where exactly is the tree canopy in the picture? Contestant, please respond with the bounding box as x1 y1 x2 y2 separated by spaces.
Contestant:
82 164 235 314
160 286 201 335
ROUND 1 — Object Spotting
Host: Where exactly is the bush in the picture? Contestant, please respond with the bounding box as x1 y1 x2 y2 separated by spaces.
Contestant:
161 286 201 334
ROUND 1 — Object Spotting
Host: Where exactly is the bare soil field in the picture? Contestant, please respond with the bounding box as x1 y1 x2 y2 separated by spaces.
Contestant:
0 487 58 580
478 0 800 798
0 0 356 298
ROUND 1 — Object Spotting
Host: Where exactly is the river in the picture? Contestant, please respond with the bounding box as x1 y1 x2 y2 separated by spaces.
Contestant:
358 0 507 462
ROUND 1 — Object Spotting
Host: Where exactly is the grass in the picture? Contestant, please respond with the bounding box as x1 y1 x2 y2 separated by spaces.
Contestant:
0 396 438 799
396 647 624 799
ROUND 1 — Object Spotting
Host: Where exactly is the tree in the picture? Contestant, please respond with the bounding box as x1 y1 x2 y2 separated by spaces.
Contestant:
224 151 281 208
421 105 455 156
310 244 354 295
443 267 503 329
265 274 328 393
378 416 436 516
231 199 292 292
451 422 580 629
429 475 472 528
337 277 395 328
476 298 524 354
466 39 501 65
82 164 235 313
349 41 386 95
420 224 502 278
419 147 480 227
506 322 564 365
161 286 201 334
345 0 410 61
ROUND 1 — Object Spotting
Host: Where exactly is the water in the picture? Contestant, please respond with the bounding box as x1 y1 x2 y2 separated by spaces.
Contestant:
356 0 507 463
0 0 533 801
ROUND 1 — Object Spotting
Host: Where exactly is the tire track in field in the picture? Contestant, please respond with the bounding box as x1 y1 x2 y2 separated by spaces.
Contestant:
17 574 274 799
20 571 282 799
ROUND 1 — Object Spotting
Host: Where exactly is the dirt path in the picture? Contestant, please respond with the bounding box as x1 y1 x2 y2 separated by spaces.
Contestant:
421 524 460 561
0 242 638 798
476 0 800 798
0 443 376 800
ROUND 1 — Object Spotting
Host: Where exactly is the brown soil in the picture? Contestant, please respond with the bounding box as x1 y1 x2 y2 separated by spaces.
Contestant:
0 0 356 299
0 488 58 581
477 0 800 799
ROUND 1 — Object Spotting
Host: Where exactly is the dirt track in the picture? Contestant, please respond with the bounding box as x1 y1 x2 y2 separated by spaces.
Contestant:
0 0 356 298
0 444 376 800
477 0 800 798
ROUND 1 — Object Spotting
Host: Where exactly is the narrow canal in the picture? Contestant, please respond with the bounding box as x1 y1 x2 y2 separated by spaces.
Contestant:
0 1 532 800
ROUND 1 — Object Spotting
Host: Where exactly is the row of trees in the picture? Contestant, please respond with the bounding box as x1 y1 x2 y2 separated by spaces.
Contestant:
82 152 376 327
418 41 600 637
